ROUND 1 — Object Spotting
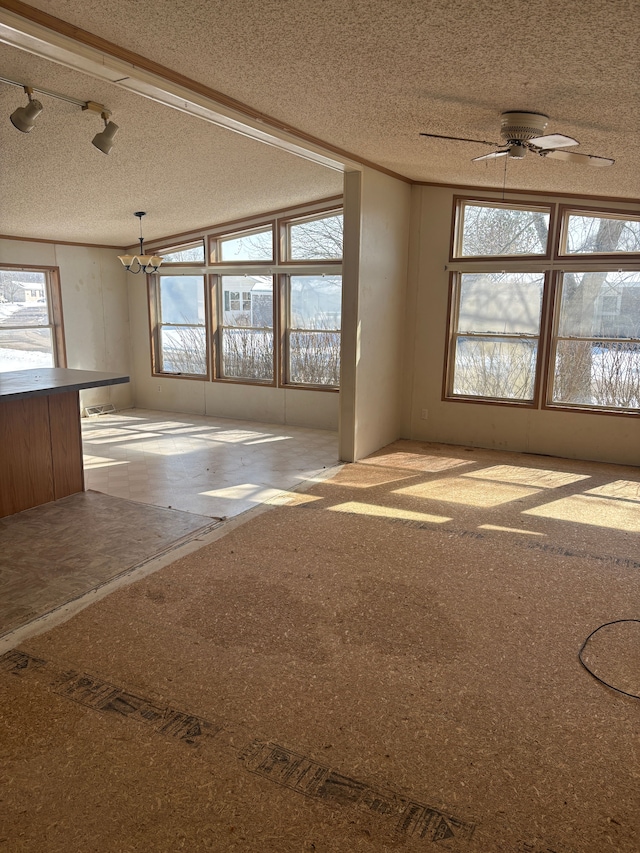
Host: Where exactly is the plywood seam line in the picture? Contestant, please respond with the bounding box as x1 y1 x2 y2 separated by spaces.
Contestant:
0 0 411 183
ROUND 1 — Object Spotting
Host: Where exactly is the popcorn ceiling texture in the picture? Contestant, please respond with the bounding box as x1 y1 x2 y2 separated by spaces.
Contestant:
0 43 342 245
1 0 638 244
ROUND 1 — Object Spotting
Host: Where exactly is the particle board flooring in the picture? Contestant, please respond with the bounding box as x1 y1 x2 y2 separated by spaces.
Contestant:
1 441 640 853
0 490 220 637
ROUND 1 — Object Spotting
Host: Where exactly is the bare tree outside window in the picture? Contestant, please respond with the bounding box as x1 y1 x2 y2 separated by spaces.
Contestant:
459 204 550 256
449 203 640 411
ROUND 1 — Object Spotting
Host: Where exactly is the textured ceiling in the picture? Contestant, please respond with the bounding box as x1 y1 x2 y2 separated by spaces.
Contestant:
1 0 639 246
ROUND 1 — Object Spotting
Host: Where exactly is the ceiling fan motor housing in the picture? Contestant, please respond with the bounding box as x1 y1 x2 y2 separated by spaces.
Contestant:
500 111 549 142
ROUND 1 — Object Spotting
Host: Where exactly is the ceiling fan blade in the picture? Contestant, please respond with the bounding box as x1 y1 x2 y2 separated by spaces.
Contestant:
420 132 497 147
529 133 578 150
544 149 614 167
472 150 509 162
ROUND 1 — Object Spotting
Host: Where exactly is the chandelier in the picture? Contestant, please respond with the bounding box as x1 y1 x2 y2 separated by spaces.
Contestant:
117 212 164 274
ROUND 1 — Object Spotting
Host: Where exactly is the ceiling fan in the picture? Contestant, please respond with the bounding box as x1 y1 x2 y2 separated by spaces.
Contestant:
420 111 614 167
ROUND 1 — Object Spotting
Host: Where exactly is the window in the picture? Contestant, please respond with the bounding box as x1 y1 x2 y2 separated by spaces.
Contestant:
287 213 343 260
561 209 640 256
157 240 205 264
215 227 273 263
448 272 545 402
446 199 640 415
148 202 343 390
218 275 274 382
286 275 341 386
153 275 208 376
550 271 640 411
454 200 551 258
0 266 65 372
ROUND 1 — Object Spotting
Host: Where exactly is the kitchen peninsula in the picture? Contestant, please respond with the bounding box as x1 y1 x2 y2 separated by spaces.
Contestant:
0 368 129 517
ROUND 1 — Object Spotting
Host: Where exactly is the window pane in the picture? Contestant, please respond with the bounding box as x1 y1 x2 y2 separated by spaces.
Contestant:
289 330 340 386
0 270 49 326
221 276 273 327
453 337 538 400
219 228 273 262
552 271 640 410
0 327 54 372
159 276 205 324
289 214 343 260
552 341 640 409
458 203 550 257
557 271 640 338
159 326 207 375
458 273 544 334
221 329 274 380
159 242 205 263
565 213 640 255
290 275 342 330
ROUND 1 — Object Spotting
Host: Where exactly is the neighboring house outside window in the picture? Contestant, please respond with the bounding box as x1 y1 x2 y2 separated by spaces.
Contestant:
0 265 65 372
147 202 343 391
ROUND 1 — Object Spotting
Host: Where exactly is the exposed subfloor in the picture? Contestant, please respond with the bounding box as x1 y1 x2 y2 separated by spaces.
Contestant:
2 440 640 853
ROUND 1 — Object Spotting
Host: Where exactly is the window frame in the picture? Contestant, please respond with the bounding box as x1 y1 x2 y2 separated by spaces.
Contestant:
146 200 343 392
213 273 277 386
281 272 342 390
209 222 276 266
280 207 344 265
542 268 640 416
0 264 66 372
557 204 640 261
148 272 211 380
451 196 555 262
444 198 640 417
152 239 206 266
443 269 553 408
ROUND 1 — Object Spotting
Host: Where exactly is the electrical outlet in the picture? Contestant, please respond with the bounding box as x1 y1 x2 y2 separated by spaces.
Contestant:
421 408 429 420
157 384 162 392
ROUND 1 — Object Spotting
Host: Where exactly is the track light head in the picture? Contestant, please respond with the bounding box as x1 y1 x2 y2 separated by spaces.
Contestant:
10 87 43 133
92 111 118 154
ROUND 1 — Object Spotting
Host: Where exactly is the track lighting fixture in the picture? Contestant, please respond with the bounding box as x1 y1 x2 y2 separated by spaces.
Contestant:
118 212 164 275
83 101 119 154
10 86 43 133
2 76 118 153
92 114 119 154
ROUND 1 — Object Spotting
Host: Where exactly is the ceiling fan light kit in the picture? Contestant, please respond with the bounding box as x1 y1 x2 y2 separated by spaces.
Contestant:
420 110 614 167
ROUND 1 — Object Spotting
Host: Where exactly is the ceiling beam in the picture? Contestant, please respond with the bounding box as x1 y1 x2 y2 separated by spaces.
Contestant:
0 0 410 183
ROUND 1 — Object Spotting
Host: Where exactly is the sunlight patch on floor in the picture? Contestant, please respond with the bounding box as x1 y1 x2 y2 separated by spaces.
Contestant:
479 524 545 537
327 501 451 524
462 465 590 489
394 477 541 507
523 494 640 532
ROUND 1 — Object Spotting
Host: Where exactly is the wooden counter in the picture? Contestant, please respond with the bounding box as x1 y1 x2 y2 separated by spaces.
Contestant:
0 368 129 517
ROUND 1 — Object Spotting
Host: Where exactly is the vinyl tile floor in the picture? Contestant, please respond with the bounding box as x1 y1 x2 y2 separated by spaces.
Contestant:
82 408 340 519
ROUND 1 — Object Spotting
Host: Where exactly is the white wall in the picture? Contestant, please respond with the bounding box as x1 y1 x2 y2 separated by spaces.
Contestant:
0 238 133 410
127 272 339 430
340 168 412 461
403 185 640 467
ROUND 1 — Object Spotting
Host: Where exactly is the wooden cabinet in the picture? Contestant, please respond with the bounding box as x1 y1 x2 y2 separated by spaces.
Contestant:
0 369 128 518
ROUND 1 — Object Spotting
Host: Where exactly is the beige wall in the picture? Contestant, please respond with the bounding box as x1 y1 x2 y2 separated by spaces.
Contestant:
340 168 412 461
403 185 640 466
0 238 133 410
